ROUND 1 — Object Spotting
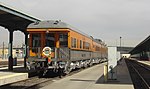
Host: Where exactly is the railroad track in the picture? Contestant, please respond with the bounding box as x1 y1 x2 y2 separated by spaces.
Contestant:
0 63 99 89
0 61 24 68
0 70 68 89
3 76 56 89
125 59 150 89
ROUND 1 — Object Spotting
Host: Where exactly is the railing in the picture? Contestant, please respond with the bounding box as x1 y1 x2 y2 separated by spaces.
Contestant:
57 47 70 60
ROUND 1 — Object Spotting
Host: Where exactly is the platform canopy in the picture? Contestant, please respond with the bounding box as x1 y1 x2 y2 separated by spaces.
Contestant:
130 35 150 54
0 2 41 70
0 2 40 33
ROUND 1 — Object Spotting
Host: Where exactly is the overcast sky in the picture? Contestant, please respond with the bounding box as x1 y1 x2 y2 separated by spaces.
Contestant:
0 0 150 47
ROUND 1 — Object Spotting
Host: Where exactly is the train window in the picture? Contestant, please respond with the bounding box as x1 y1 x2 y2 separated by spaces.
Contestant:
83 42 90 50
74 38 77 48
45 33 55 47
86 42 90 49
32 33 41 47
77 39 79 48
83 41 85 49
59 33 68 47
95 46 100 51
71 37 74 48
80 40 82 49
71 37 77 48
73 38 77 48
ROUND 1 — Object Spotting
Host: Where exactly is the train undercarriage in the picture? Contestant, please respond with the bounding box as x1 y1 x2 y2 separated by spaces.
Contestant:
27 47 107 77
27 58 106 77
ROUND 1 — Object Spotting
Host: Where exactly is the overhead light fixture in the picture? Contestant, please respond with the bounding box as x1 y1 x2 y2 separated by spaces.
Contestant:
46 29 49 33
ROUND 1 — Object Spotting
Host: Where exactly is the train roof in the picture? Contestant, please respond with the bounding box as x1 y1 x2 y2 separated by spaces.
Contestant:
28 20 90 36
28 20 106 46
28 20 70 29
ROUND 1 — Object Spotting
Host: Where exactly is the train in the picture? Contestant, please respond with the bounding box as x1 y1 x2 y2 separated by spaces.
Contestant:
26 20 108 76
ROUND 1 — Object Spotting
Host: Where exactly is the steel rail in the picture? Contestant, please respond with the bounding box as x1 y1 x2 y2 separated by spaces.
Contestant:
130 61 150 89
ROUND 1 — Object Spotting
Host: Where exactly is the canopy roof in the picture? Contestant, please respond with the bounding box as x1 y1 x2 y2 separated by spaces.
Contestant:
130 35 150 54
0 2 40 33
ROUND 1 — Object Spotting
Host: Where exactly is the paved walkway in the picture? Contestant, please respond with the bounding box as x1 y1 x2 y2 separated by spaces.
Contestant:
41 59 134 89
0 65 28 86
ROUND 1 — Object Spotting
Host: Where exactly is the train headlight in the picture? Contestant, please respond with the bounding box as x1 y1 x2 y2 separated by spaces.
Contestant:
42 47 51 57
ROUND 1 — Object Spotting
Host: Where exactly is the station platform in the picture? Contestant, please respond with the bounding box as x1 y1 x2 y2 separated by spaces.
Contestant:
0 66 28 86
0 58 24 68
137 60 150 66
41 59 134 89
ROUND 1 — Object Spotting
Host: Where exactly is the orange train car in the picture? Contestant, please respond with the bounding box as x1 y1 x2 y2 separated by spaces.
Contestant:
27 20 108 75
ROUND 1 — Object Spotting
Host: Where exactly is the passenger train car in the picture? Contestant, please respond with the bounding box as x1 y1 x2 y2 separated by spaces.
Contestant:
27 20 108 75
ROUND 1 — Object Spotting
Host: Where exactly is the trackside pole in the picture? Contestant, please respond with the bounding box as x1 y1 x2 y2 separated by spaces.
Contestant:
104 64 108 82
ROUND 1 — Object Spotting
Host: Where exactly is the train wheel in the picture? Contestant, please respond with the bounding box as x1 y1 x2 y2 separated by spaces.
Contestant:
58 67 63 78
38 70 44 78
63 62 72 75
64 66 71 75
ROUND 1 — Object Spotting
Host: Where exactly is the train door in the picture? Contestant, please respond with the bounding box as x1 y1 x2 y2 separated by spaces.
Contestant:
29 33 42 58
44 32 68 59
59 33 68 47
32 33 41 48
45 33 55 58
45 33 55 47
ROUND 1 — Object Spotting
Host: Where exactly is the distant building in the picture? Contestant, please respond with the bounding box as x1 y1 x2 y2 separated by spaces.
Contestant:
0 48 24 59
117 46 134 58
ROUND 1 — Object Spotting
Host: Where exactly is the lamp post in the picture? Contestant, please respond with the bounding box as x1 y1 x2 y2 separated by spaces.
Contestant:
120 37 122 58
2 42 4 59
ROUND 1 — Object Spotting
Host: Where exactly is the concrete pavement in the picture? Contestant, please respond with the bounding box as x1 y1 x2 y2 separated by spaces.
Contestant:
41 60 134 89
0 65 28 86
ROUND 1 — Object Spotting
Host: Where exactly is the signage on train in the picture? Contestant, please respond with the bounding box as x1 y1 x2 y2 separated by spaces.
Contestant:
42 47 51 57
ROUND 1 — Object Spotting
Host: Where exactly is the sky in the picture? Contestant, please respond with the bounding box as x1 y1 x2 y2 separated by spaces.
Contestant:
0 0 150 47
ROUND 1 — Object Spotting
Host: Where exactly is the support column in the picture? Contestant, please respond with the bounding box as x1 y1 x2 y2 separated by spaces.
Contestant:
24 33 28 68
8 30 13 70
55 33 59 48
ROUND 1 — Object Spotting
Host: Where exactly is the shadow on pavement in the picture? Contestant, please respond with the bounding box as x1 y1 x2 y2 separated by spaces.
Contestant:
96 59 133 85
